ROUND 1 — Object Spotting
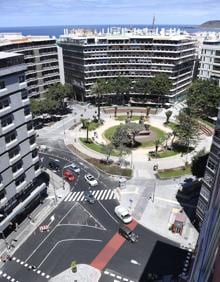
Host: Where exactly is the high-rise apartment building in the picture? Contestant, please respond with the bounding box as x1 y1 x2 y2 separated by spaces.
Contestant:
0 33 60 98
198 39 220 86
58 27 196 103
0 51 46 233
190 109 220 281
195 110 220 224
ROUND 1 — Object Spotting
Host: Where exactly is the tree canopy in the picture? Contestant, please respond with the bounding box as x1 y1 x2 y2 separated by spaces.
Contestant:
175 108 200 149
148 73 172 96
191 149 209 178
187 79 220 118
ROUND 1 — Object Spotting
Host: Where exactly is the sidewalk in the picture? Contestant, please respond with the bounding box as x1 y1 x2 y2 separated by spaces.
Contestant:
0 170 70 266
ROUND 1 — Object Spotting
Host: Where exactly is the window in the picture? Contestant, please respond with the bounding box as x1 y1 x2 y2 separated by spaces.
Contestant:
18 75 25 83
21 90 28 100
5 131 16 144
1 115 13 128
197 199 207 213
29 135 36 145
12 161 23 173
34 162 40 171
0 98 9 110
15 174 26 187
203 173 213 186
207 159 217 172
0 81 5 89
200 186 210 201
9 146 20 159
27 122 33 131
32 149 38 159
0 189 5 200
0 175 2 185
24 106 31 116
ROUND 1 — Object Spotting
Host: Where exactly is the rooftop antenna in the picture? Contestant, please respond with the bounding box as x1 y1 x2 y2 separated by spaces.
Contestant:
152 15 156 33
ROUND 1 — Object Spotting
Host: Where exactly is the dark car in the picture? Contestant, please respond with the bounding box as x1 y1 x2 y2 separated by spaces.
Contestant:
48 159 60 171
118 225 138 243
84 190 95 204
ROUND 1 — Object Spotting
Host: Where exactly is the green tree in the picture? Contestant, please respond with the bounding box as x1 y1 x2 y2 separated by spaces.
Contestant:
187 79 220 118
191 149 209 178
114 106 118 117
46 83 72 111
110 76 131 104
175 109 200 150
148 74 172 104
154 138 162 157
90 79 109 122
146 107 151 117
134 78 149 95
165 110 173 123
102 144 115 163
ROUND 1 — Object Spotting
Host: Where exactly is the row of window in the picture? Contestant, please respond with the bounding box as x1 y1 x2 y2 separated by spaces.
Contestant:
5 131 35 146
0 90 28 113
0 75 25 90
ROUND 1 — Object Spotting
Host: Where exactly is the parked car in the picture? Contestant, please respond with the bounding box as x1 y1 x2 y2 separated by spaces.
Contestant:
118 225 138 243
84 190 95 204
68 162 80 174
114 205 133 224
84 174 98 186
48 159 60 171
63 170 75 182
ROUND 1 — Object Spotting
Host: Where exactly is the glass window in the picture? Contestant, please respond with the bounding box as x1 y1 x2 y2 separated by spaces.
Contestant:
24 106 30 116
5 131 16 144
21 90 28 100
207 159 216 172
15 174 26 187
1 115 13 128
0 98 9 110
0 81 5 89
200 186 210 200
29 135 35 145
27 122 33 131
8 146 20 159
12 161 23 173
19 75 25 83
32 149 38 159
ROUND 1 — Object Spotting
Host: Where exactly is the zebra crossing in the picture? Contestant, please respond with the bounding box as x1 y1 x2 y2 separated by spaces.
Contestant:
64 189 116 202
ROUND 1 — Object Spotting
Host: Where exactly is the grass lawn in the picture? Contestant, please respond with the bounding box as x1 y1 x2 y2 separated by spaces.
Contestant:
156 150 179 158
104 125 120 140
157 165 191 179
140 126 166 148
163 121 177 131
115 115 141 121
80 138 121 156
88 121 100 130
95 163 132 177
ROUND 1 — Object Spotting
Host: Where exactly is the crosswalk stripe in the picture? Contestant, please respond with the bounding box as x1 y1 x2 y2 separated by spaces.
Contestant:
64 192 73 201
93 190 100 198
92 190 96 195
110 190 116 199
100 190 108 200
76 192 84 201
71 191 81 201
68 192 77 201
105 189 112 199
96 190 104 200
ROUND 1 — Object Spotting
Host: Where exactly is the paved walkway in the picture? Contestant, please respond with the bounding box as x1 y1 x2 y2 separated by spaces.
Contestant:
64 106 213 250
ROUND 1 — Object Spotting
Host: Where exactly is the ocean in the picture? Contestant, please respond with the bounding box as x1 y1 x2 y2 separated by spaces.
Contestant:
0 24 219 38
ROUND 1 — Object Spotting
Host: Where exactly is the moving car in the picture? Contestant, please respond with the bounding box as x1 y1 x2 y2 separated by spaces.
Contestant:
84 174 98 187
118 225 138 243
68 162 80 174
114 205 133 224
63 170 75 182
84 190 95 204
48 159 60 171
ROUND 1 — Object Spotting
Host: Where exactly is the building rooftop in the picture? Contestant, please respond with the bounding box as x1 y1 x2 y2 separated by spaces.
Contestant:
60 27 193 41
0 32 56 47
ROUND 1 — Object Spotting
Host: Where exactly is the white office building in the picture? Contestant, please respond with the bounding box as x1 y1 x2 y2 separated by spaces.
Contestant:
0 51 46 233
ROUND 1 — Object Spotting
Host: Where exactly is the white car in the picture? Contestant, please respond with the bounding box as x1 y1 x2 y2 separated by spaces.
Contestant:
84 174 98 187
68 162 80 174
114 205 133 224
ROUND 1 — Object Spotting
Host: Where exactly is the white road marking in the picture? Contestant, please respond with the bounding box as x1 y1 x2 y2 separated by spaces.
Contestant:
93 190 100 198
38 238 102 268
77 192 84 201
155 196 179 205
96 190 104 200
98 201 119 224
64 192 73 201
100 189 108 200
25 203 77 262
72 191 81 201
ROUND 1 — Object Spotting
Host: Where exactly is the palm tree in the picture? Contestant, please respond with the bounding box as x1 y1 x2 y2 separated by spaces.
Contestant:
154 138 162 157
146 107 151 118
114 106 118 117
84 119 90 143
165 110 173 124
130 109 133 118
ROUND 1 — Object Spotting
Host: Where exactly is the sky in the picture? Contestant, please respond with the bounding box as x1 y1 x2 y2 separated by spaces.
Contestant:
0 0 219 27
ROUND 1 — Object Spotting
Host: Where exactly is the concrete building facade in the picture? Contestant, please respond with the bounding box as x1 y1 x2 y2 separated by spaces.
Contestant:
190 110 220 281
0 33 60 98
0 51 46 233
58 27 196 103
198 39 220 86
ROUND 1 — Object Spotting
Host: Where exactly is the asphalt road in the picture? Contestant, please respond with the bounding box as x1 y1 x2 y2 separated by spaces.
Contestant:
0 119 188 281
